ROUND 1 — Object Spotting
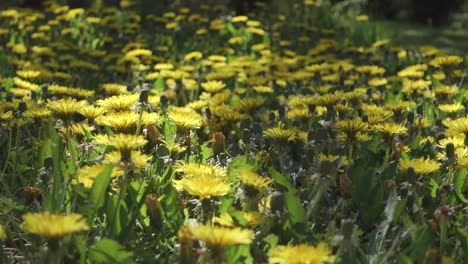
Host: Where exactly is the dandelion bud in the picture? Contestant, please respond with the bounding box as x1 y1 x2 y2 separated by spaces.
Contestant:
41 84 48 96
44 156 53 172
139 89 149 104
18 101 27 113
178 226 193 264
341 219 354 240
212 132 225 156
270 191 285 215
30 91 37 101
242 128 251 143
319 160 333 176
278 106 285 118
407 112 415 125
446 143 455 161
407 167 416 183
160 94 168 107
308 104 316 114
145 193 162 228
417 105 423 116
361 114 368 123
269 112 276 122
23 186 41 203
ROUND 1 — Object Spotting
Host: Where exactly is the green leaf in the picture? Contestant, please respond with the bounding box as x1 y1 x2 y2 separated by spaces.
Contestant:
429 179 439 198
89 165 113 218
285 192 305 225
153 76 165 93
227 156 255 181
453 169 467 203
225 244 253 264
89 239 134 264
268 168 296 193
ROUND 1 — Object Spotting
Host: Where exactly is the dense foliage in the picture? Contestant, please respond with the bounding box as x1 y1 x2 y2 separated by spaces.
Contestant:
0 0 467 263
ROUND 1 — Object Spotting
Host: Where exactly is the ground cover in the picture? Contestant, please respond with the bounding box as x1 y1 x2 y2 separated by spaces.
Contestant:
0 0 467 263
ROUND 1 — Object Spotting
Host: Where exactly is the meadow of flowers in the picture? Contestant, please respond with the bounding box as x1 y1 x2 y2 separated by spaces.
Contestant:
0 0 467 263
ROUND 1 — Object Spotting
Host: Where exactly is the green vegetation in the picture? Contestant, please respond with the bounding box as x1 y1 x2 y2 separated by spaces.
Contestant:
0 0 467 263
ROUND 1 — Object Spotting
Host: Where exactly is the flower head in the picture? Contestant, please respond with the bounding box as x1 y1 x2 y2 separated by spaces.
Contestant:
399 157 441 175
47 98 87 116
373 122 408 136
269 243 335 264
22 212 89 238
93 133 147 152
173 174 231 200
188 224 253 247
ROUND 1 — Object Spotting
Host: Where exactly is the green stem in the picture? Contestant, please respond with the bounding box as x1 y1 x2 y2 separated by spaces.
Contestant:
0 128 13 190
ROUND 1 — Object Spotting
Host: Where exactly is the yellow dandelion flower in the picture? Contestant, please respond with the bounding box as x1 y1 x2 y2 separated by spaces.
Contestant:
0 224 6 240
399 158 441 175
264 127 296 142
437 135 465 149
78 105 107 120
188 224 253 247
212 213 235 227
184 51 203 61
102 83 128 95
22 212 89 238
75 164 124 188
243 211 265 226
103 150 151 169
443 116 468 137
253 85 274 94
47 98 87 116
16 70 40 79
235 169 273 191
173 174 231 200
438 104 464 114
234 97 265 112
334 119 368 134
430 56 463 67
23 108 52 120
174 162 227 178
373 122 408 136
269 243 336 264
96 93 139 111
93 133 147 151
211 105 246 122
201 80 226 93
168 107 203 130
61 123 95 136
95 111 159 131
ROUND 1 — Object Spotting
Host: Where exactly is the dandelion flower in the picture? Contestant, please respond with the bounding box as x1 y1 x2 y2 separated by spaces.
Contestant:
174 162 227 178
235 169 272 191
47 98 87 116
173 174 231 200
0 224 6 240
93 133 147 151
168 107 203 130
201 81 226 93
443 117 468 137
399 158 441 175
188 224 253 247
430 56 463 67
22 212 89 238
264 127 296 142
96 93 139 111
75 164 124 188
269 243 336 264
373 122 408 136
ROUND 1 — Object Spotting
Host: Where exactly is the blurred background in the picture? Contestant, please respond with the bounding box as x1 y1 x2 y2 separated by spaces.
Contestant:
1 0 467 26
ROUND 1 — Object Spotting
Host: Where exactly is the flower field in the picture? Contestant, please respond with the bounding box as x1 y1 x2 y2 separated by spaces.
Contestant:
0 0 467 263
